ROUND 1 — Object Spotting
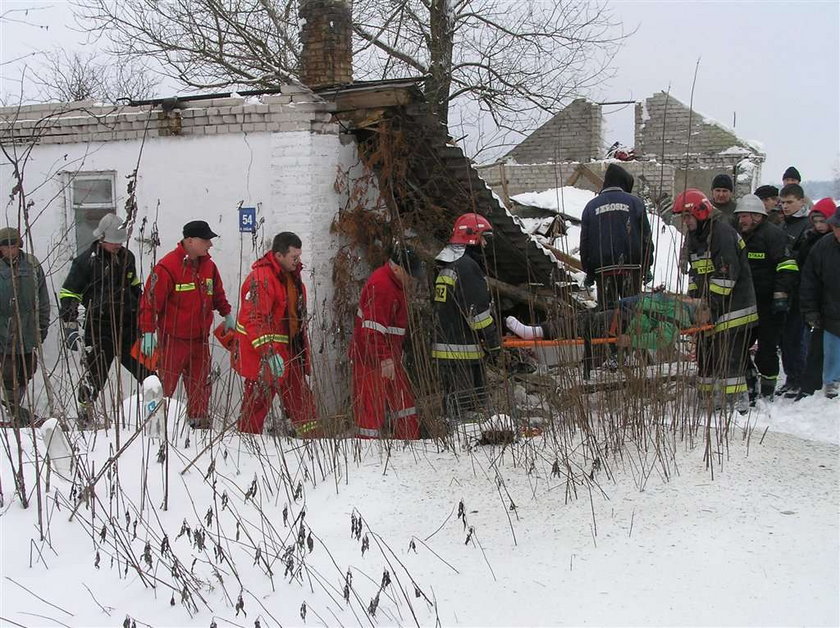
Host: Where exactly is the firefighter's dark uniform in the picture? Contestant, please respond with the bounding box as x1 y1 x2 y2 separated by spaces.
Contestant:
59 242 151 407
741 220 799 397
685 218 758 404
432 247 500 417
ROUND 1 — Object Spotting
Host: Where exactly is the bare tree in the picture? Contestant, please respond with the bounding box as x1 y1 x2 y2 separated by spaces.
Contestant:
73 0 625 135
30 49 159 103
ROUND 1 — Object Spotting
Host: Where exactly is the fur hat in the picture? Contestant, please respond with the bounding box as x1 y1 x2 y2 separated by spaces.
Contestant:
753 185 779 200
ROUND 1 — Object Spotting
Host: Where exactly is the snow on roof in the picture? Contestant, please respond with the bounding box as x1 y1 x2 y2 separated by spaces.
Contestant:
511 186 595 220
719 146 752 156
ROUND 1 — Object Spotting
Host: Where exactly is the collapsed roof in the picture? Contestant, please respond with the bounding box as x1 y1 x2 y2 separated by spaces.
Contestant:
317 79 572 288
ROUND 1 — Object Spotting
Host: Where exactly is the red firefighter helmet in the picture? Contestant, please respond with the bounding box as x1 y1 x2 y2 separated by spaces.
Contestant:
449 213 493 245
673 189 713 221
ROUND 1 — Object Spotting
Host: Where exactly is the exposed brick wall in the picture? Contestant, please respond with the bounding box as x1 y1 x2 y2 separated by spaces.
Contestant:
299 0 353 89
0 88 336 145
635 92 765 196
504 98 602 164
477 161 677 199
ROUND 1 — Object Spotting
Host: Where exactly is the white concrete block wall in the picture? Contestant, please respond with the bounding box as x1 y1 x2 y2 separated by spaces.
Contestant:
0 121 361 420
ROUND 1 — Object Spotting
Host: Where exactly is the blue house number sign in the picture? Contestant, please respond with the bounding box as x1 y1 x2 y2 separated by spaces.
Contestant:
239 207 256 233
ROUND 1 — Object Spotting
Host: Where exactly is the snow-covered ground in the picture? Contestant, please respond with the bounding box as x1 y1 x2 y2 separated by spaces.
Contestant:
1 389 837 627
513 186 685 293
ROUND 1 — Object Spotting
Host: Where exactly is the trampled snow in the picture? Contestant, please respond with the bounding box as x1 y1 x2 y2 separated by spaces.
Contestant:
1 390 837 627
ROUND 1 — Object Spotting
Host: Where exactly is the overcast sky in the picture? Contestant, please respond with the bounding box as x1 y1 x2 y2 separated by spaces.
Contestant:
1 0 838 181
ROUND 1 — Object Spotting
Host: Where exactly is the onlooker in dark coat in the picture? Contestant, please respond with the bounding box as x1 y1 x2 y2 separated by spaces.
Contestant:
580 164 654 311
798 200 839 399
754 184 783 226
0 227 50 425
711 173 738 224
777 183 811 397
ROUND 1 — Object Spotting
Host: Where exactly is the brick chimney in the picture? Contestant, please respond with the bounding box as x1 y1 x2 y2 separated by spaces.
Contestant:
299 0 353 89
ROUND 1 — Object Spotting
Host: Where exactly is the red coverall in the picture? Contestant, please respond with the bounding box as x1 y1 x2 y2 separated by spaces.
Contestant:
235 252 318 436
138 243 231 420
350 263 418 439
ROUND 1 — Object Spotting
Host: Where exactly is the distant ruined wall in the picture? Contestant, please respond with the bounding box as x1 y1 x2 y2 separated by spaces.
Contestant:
477 161 677 201
503 98 602 164
635 92 764 196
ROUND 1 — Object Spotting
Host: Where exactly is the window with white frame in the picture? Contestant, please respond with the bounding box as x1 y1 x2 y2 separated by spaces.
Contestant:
65 171 117 254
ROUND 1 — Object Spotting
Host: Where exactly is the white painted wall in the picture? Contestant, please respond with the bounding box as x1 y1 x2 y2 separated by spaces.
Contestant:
0 127 363 421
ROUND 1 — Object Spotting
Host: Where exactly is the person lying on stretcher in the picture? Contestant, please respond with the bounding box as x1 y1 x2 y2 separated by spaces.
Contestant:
505 292 711 353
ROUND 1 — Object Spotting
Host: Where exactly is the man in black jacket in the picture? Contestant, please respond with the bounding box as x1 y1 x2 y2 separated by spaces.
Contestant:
432 213 501 420
799 205 840 399
734 194 798 401
777 183 811 397
580 164 654 311
59 214 152 425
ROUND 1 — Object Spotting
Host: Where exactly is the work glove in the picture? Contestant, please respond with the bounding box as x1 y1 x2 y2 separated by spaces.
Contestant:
63 322 81 351
140 332 157 356
267 354 285 378
380 358 396 380
224 313 236 331
583 274 596 289
644 270 654 285
771 293 790 315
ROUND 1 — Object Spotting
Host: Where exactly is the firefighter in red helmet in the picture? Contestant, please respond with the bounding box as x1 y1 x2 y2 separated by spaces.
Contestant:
673 189 757 414
350 245 423 439
432 213 501 422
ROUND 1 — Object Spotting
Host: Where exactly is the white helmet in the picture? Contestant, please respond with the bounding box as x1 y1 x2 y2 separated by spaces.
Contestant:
733 194 767 216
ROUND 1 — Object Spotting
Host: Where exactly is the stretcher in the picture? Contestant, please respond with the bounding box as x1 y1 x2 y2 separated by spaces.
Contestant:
503 324 714 381
501 324 714 348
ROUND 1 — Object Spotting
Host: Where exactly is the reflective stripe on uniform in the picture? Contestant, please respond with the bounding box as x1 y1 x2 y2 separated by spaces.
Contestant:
468 308 494 331
431 342 483 360
359 316 406 336
436 268 457 285
776 259 799 272
236 322 247 334
721 377 748 394
688 282 698 292
697 377 716 392
131 276 142 287
175 282 196 292
252 333 289 348
747 252 765 260
358 426 380 437
709 277 735 296
59 289 83 301
690 258 715 274
714 305 759 332
296 420 320 435
391 406 417 419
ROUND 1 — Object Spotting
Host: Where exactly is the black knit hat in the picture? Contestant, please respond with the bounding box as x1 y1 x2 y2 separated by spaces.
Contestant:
711 174 733 191
782 166 801 182
603 163 634 193
753 185 779 200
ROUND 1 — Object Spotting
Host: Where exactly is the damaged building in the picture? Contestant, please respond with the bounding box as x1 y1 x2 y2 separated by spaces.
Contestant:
478 93 766 209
